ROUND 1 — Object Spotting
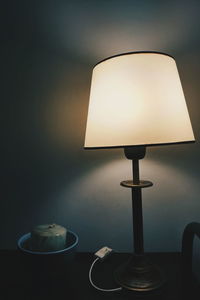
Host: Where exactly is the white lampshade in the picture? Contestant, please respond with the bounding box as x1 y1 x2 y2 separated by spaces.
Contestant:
84 52 195 148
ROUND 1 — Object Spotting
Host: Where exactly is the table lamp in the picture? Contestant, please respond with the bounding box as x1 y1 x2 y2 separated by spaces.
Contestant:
84 51 195 291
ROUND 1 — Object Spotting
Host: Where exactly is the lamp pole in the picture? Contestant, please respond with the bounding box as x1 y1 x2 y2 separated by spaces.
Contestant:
123 146 146 255
132 158 144 255
114 146 165 291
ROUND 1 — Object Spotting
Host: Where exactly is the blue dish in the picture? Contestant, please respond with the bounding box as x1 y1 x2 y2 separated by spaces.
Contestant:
18 230 78 255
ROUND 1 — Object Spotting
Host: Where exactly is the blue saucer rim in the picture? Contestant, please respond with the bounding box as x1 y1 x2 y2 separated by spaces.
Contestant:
18 230 79 255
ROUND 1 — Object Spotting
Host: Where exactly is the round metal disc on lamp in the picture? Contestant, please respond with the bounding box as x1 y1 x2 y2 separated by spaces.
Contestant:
84 51 195 292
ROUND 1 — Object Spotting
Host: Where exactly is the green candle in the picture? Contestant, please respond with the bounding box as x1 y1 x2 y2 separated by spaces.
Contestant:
30 223 67 252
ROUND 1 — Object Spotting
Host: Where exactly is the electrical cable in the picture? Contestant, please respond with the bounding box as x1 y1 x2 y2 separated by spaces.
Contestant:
89 257 122 292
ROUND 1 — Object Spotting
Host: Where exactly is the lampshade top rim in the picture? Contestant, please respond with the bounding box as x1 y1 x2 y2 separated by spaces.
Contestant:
94 51 175 67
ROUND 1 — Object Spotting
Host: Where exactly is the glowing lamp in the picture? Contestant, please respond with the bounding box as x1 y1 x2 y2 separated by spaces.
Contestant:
84 52 195 291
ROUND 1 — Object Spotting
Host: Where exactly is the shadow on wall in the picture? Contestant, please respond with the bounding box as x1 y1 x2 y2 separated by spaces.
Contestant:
0 0 121 248
1 36 120 248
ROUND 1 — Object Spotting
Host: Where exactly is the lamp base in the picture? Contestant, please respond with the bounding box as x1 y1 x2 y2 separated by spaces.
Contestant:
114 254 165 292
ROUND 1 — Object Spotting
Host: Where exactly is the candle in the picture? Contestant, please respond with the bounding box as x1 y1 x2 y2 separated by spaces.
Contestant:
30 223 67 252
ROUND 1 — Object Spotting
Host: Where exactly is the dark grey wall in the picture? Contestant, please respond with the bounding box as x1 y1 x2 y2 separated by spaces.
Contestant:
1 0 200 254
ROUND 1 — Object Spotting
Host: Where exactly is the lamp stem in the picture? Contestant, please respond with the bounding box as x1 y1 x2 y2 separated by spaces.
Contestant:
115 147 165 291
132 159 144 255
132 159 140 184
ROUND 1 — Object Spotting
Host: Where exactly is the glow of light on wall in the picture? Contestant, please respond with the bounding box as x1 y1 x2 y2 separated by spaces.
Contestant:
52 157 200 252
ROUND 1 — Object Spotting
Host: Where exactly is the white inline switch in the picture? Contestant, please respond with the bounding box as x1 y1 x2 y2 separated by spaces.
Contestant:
94 246 113 260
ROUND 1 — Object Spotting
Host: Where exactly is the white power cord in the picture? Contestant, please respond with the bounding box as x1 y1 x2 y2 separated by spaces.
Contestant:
89 246 122 292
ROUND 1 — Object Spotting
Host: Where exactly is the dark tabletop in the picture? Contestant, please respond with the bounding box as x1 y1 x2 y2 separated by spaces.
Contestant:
0 251 199 300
